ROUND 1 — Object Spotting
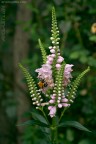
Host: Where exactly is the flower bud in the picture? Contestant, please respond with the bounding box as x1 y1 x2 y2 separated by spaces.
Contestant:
49 99 55 104
62 103 69 107
62 98 68 102
56 64 61 69
49 46 52 49
50 49 55 53
51 54 55 58
58 103 62 108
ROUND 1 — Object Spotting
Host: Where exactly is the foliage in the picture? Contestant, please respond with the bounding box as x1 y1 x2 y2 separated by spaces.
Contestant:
0 0 96 144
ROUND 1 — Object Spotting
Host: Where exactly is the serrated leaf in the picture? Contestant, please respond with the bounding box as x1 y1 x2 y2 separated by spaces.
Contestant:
17 119 49 128
58 121 91 132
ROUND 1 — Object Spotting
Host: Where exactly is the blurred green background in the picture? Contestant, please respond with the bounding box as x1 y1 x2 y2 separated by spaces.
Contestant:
0 0 96 144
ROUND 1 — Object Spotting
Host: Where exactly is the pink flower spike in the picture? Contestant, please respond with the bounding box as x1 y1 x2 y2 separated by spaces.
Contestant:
58 103 62 108
49 106 56 117
50 49 55 53
49 99 55 104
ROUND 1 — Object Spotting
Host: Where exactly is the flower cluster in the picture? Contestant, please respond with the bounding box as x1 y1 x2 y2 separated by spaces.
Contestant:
64 64 73 86
35 64 54 93
48 94 69 117
35 16 74 115
35 43 73 116
19 7 90 119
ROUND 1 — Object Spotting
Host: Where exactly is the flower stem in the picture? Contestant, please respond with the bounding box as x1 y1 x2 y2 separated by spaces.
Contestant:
59 107 67 122
51 117 58 144
40 108 50 125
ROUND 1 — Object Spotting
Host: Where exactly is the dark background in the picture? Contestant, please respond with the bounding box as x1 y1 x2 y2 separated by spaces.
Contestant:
0 0 96 144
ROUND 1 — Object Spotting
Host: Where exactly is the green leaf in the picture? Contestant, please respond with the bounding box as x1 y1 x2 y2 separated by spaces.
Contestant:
66 129 74 142
17 119 49 128
31 110 48 125
78 139 90 144
89 35 96 42
17 120 36 126
58 121 91 132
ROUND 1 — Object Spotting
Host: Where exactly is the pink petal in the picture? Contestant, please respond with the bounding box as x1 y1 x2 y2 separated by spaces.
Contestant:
62 103 69 107
50 49 55 53
62 98 68 102
58 103 62 108
49 99 55 104
56 64 61 68
57 56 64 63
48 106 53 110
49 106 56 117
51 54 56 58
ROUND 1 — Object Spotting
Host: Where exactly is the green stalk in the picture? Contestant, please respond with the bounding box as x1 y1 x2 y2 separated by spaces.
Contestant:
51 117 58 144
40 108 50 125
59 107 67 123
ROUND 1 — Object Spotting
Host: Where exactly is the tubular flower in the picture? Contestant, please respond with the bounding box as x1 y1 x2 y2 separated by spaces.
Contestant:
48 106 56 118
63 64 74 86
35 64 54 92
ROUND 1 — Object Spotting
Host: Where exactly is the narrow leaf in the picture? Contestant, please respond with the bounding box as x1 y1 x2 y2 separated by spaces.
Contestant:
17 120 36 126
31 110 48 124
17 119 49 128
58 121 91 132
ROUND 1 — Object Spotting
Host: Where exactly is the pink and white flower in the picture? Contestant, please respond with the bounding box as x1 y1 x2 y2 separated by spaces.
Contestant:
56 64 61 69
48 106 56 117
50 49 55 53
57 56 64 63
63 64 73 86
35 64 54 92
